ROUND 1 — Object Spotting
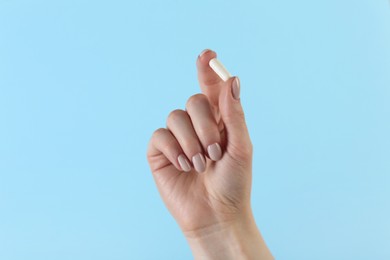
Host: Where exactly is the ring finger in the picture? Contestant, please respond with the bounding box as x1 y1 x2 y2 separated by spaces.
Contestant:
186 94 222 161
166 109 206 173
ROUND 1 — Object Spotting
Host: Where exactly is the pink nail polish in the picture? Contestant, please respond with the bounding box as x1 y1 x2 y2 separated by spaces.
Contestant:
207 143 222 161
232 77 240 100
178 154 191 172
192 153 206 173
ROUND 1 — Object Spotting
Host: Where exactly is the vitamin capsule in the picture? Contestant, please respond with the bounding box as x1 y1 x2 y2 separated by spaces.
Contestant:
209 58 232 82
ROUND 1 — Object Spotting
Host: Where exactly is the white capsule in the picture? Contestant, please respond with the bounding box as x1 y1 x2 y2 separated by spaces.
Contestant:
209 58 232 82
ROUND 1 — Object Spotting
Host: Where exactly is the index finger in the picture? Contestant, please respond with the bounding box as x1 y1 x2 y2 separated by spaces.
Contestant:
196 49 224 107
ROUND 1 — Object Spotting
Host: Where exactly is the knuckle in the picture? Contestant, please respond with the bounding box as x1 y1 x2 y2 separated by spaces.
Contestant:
179 136 192 149
245 141 254 158
151 128 166 140
224 110 245 125
228 143 253 166
181 140 193 152
186 94 208 110
197 125 216 139
166 109 187 126
237 139 253 161
182 139 201 156
147 128 167 158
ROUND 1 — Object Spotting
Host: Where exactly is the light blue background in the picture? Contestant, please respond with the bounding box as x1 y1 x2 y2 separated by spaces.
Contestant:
1 1 389 259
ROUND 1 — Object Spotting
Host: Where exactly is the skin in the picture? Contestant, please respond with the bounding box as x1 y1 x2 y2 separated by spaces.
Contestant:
146 49 274 260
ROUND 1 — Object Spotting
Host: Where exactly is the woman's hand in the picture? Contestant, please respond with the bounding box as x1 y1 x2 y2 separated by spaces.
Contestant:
147 49 273 260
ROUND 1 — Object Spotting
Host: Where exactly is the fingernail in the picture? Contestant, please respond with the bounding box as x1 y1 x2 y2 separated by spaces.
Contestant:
192 153 206 173
199 49 212 58
207 143 222 161
232 77 240 100
178 154 191 172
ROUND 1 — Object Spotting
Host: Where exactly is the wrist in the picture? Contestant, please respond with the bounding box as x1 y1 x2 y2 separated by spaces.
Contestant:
184 212 274 260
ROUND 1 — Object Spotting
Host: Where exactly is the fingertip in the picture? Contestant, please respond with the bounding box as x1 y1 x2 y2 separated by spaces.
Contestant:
197 49 217 66
199 48 213 57
231 76 240 100
192 153 206 173
207 142 223 161
178 154 192 172
196 49 223 90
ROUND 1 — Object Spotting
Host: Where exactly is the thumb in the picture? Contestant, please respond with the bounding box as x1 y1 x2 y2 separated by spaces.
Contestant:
219 76 253 162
